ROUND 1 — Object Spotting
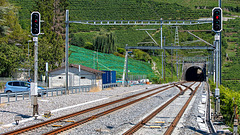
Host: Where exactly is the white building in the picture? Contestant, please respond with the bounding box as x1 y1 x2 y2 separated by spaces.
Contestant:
48 64 104 89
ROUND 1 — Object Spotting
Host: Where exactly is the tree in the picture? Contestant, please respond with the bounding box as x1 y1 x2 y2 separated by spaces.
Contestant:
0 3 9 38
94 31 117 54
71 35 85 47
53 0 69 37
0 43 25 76
0 0 27 77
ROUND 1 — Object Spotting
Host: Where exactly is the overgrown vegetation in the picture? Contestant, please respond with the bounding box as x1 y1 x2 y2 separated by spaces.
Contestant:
209 80 240 132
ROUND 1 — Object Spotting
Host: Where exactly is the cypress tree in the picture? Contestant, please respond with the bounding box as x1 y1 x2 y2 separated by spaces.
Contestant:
94 31 116 54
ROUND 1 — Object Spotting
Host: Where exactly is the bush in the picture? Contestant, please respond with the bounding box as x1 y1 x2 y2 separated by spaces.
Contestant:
209 79 240 128
71 35 85 47
117 47 125 55
84 42 94 50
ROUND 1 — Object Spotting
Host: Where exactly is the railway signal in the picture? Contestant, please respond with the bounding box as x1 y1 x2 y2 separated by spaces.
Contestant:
212 7 222 32
31 12 40 35
31 11 42 117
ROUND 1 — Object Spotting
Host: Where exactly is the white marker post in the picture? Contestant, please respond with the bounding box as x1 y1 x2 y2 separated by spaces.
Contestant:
79 65 81 92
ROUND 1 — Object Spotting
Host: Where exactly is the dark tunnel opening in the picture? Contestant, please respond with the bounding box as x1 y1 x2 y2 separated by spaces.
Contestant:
185 66 205 81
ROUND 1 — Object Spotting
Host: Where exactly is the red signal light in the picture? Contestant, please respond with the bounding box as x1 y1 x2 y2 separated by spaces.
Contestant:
216 16 219 19
35 20 38 23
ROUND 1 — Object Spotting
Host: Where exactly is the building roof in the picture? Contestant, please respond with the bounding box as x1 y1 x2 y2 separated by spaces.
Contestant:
49 64 104 74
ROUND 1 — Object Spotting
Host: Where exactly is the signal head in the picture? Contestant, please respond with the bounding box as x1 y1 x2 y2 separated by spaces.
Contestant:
212 7 222 32
31 12 40 35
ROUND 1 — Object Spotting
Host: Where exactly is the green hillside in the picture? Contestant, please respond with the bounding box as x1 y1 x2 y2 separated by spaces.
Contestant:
69 45 157 80
222 18 240 91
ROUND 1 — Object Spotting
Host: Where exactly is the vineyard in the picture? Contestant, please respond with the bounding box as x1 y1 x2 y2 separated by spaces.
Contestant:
222 18 240 91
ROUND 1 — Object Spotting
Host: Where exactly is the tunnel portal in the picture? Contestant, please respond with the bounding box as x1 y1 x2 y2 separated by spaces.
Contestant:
185 66 205 81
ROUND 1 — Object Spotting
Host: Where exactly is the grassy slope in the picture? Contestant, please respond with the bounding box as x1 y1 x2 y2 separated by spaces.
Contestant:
69 45 156 79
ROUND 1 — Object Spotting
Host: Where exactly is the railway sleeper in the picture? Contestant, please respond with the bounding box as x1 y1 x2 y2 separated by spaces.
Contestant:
62 120 75 123
149 126 162 128
52 125 63 127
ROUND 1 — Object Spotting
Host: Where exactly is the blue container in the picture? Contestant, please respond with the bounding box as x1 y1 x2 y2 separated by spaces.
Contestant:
111 71 116 83
102 71 110 84
102 72 107 84
102 71 116 84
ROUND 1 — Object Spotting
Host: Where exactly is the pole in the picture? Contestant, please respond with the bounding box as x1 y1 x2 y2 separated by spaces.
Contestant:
211 51 214 80
93 52 95 69
219 0 222 84
213 47 216 83
216 41 219 87
65 10 69 94
214 0 222 116
46 62 48 88
163 36 166 81
160 22 163 49
28 41 30 77
79 65 81 91
162 51 163 79
176 51 178 79
33 36 38 116
215 35 220 88
171 44 173 79
97 49 99 70
126 46 129 87
215 33 220 115
122 44 128 87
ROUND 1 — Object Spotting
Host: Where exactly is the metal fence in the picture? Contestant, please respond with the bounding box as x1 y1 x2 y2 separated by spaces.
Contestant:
0 83 120 104
0 85 92 104
102 83 119 90
0 77 14 82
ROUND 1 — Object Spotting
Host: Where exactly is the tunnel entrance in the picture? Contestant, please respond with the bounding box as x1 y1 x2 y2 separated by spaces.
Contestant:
185 66 205 81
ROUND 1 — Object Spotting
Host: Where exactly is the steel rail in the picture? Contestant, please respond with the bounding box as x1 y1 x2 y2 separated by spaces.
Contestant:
1 83 182 135
164 82 201 135
43 85 179 135
122 82 196 135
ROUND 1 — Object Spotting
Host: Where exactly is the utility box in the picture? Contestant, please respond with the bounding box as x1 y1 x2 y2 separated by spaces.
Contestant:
30 82 38 96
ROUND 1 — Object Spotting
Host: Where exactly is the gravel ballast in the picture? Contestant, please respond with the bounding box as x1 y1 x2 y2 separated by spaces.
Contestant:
0 82 209 134
0 84 160 134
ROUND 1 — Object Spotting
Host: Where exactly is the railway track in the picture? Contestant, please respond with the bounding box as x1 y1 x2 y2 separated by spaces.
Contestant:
123 81 201 135
164 82 201 134
2 82 187 135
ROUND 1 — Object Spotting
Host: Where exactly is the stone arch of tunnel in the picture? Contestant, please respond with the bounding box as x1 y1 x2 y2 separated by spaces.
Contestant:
185 66 206 82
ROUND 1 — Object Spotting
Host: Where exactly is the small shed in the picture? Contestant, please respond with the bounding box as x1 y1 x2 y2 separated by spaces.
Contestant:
48 64 104 89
